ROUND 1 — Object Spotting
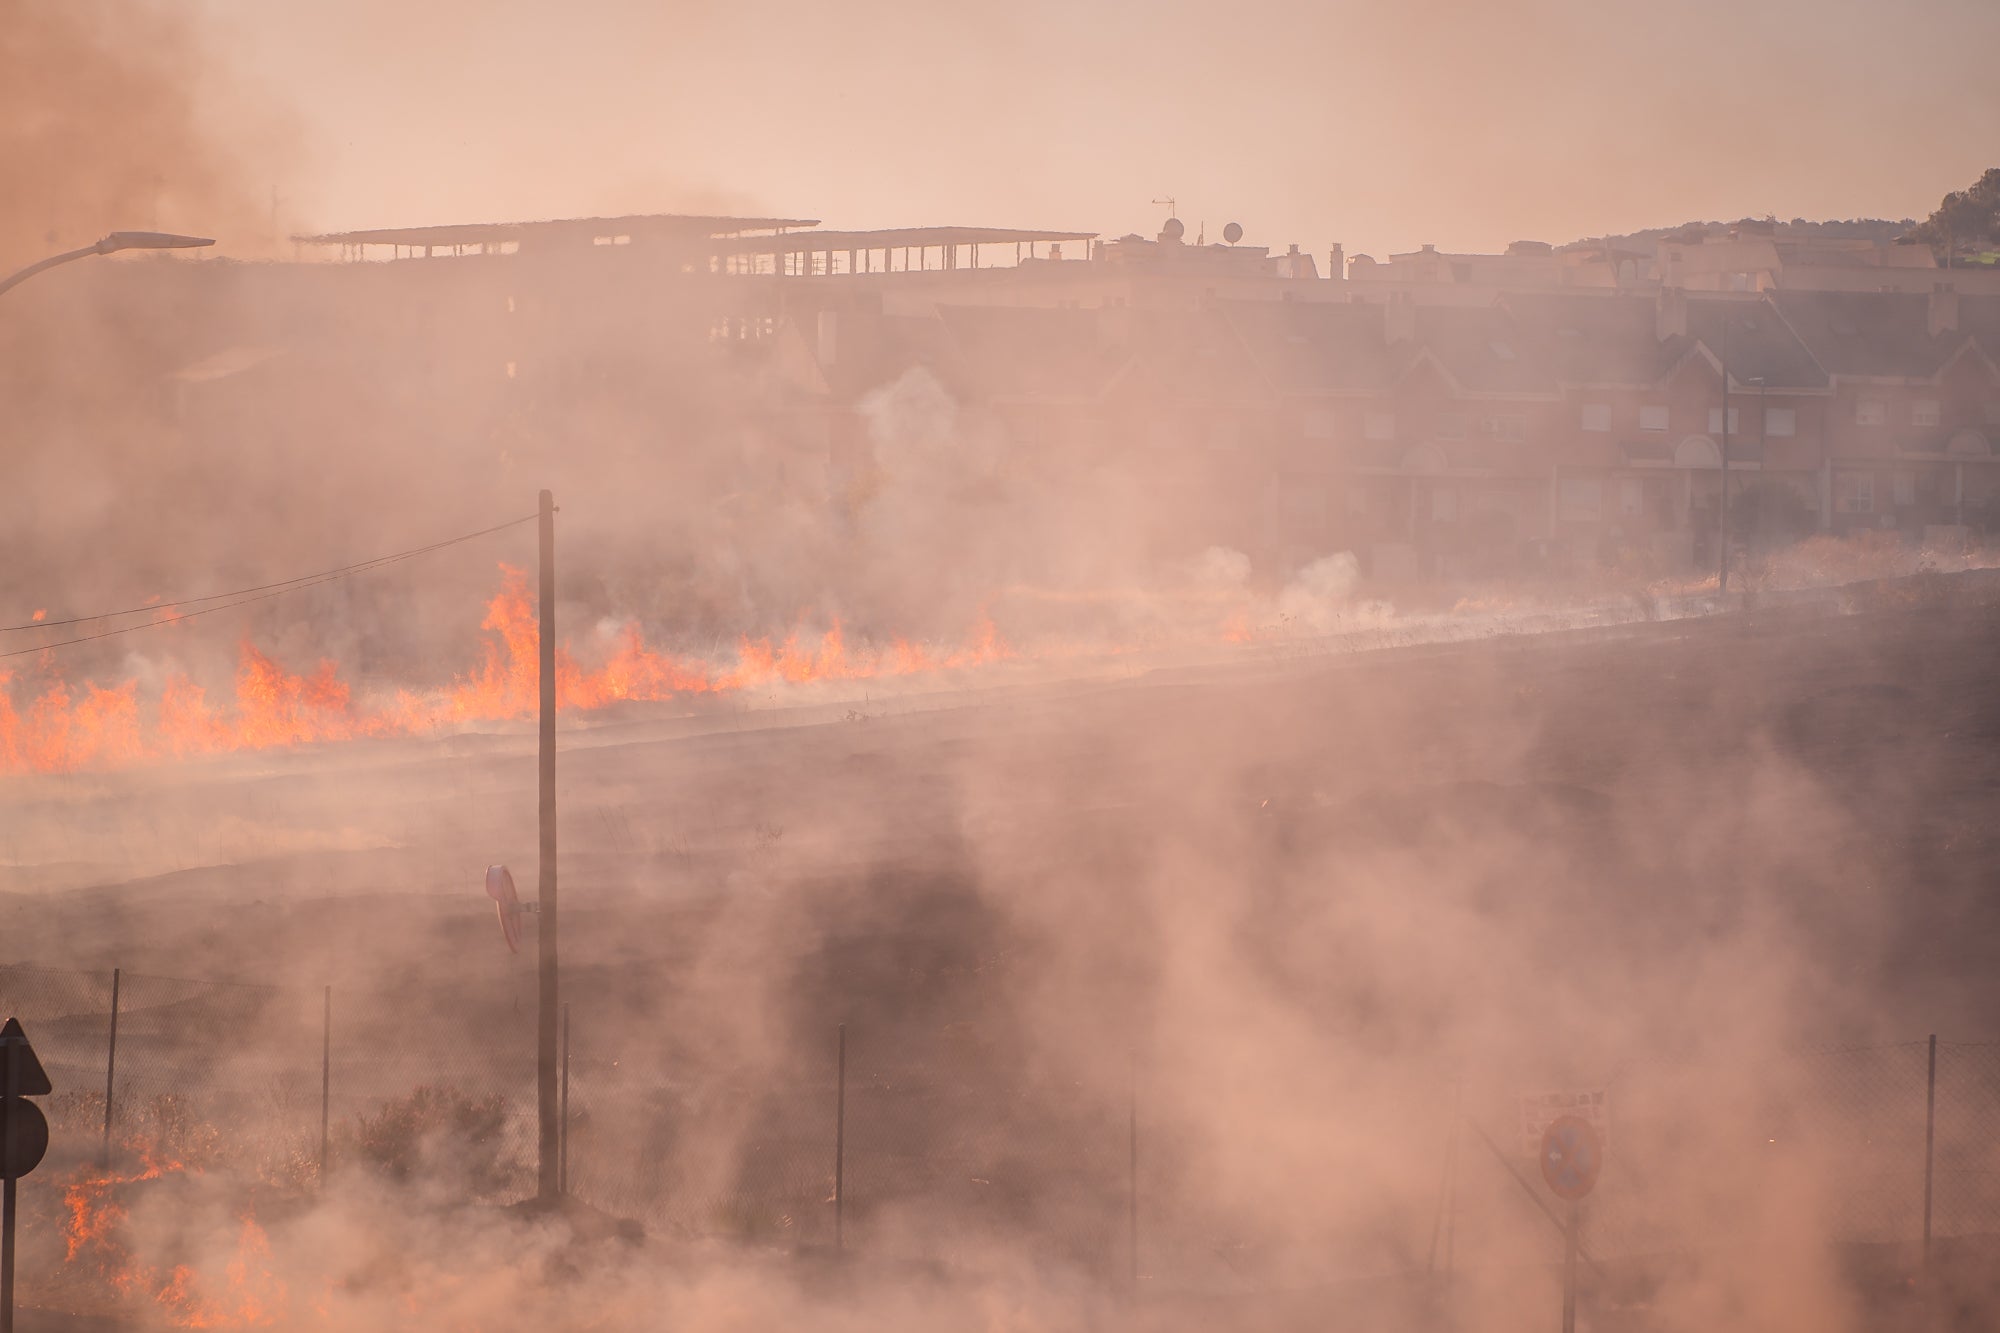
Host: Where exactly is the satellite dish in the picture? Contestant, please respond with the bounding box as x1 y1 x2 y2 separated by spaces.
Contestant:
1161 217 1185 241
1222 222 1244 245
485 864 524 954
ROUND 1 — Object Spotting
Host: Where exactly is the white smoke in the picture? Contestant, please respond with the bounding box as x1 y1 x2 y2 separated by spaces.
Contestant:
1274 552 1368 633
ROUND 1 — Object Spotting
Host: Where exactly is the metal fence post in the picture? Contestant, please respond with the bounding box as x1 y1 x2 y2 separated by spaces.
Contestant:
1128 1050 1139 1294
319 986 331 1182
1924 1033 1937 1271
100 967 121 1167
1443 1080 1460 1290
1428 1081 1462 1293
560 1003 570 1198
834 1023 847 1254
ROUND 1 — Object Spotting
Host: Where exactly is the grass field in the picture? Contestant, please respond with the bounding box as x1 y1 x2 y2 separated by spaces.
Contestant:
7 569 2000 1330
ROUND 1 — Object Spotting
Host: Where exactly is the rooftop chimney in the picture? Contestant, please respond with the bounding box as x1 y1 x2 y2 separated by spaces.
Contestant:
1330 242 1345 279
1385 292 1417 344
1656 285 1688 341
1929 282 1960 337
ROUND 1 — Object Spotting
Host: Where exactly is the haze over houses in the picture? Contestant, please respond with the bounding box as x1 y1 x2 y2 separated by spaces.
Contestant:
20 209 1997 585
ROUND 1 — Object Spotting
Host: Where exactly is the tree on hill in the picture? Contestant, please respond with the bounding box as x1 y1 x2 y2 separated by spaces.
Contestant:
1907 168 2000 265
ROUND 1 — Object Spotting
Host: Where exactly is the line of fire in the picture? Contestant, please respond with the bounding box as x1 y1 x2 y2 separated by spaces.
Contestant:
0 208 1994 780
9 196 2000 1330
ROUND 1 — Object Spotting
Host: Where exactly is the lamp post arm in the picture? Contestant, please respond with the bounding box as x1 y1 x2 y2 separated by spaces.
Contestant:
0 232 210 301
0 246 102 301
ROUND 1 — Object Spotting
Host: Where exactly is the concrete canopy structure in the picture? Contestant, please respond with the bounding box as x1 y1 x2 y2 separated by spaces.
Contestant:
296 213 821 260
714 226 1098 276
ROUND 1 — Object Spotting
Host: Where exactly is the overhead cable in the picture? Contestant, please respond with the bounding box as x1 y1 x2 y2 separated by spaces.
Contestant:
0 512 537 660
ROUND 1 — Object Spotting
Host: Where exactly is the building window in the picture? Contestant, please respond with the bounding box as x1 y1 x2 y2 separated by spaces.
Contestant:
1912 399 1941 428
1638 405 1670 433
1837 472 1875 514
1619 479 1645 517
1431 487 1457 522
1364 412 1396 441
1856 399 1886 426
1303 408 1338 440
1707 407 1742 435
1764 408 1797 438
1559 477 1602 521
1580 404 1612 433
1436 413 1466 439
1488 415 1527 440
1892 471 1917 506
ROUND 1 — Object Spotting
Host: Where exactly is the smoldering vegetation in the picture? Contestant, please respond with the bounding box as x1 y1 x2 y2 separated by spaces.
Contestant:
9 8 2000 1333
7 580 2000 1332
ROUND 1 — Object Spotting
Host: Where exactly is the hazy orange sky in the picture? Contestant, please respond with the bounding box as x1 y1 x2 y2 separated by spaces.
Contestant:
191 0 1998 259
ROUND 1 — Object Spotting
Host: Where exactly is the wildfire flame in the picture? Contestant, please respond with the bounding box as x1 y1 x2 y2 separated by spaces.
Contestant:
0 564 1017 775
62 1148 287 1328
63 1146 185 1266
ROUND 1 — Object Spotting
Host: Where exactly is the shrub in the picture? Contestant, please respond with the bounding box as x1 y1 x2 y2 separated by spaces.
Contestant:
352 1085 512 1194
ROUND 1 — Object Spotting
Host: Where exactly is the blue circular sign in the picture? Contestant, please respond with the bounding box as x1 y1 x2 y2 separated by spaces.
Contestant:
1540 1114 1601 1200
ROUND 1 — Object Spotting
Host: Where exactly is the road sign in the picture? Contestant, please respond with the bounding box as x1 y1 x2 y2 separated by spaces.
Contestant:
1520 1088 1608 1158
486 864 523 954
0 1022 49 1098
1540 1114 1602 1201
3 1014 53 1333
0 1104 46 1182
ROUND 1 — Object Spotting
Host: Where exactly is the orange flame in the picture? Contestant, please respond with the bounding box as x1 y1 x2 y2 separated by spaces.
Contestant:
63 1143 190 1267
62 1146 288 1328
0 565 1028 775
155 1215 287 1328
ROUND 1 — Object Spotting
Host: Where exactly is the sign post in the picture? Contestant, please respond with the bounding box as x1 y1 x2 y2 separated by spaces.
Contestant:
2 1016 55 1333
1562 1201 1578 1333
1539 1114 1602 1333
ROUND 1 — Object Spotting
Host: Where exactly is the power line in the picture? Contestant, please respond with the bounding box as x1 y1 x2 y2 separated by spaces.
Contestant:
0 513 537 633
0 512 537 661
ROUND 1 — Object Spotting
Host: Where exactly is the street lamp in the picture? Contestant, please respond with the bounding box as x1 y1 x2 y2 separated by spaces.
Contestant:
1719 318 1733 594
0 231 215 300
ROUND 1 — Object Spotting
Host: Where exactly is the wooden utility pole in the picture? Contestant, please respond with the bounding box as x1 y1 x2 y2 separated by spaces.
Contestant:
537 488 560 1201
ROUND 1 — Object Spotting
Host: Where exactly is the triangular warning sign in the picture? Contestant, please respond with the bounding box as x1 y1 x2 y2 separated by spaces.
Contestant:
0 1017 52 1096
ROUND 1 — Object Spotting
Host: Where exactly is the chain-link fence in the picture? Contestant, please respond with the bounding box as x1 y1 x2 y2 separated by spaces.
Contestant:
5 961 1998 1295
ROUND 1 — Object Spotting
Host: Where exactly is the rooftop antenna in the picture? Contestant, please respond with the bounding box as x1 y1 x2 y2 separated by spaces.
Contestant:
1152 197 1177 219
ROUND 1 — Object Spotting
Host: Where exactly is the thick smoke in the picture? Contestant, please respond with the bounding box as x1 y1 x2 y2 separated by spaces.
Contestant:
4 7 1998 1333
0 1 289 266
10 579 1997 1332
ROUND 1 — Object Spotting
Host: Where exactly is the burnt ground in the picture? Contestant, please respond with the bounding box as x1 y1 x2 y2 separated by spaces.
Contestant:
7 573 1998 1033
5 571 2000 1329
